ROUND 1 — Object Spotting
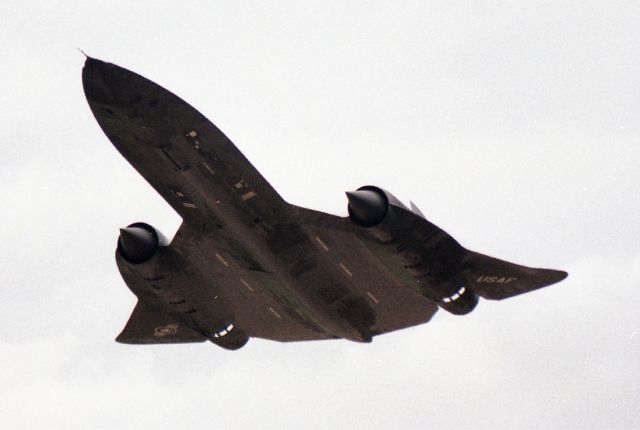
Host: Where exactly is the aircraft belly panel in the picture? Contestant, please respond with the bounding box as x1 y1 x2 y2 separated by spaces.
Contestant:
299 223 439 335
170 222 335 342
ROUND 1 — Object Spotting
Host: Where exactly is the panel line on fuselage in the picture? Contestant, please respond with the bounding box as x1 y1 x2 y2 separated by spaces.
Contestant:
268 306 282 319
240 278 255 292
215 252 230 267
314 236 330 252
339 262 353 277
366 291 380 304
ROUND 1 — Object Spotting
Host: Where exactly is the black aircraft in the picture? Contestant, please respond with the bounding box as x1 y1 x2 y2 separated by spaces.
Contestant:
82 58 567 350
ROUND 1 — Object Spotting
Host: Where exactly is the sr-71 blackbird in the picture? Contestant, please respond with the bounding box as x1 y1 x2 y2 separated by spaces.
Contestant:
82 58 567 350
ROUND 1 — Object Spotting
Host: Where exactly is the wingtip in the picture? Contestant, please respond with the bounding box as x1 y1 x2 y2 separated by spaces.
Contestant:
548 269 569 286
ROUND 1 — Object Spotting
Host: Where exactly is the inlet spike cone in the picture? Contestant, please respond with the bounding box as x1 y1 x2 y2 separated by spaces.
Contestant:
118 226 157 263
346 190 387 227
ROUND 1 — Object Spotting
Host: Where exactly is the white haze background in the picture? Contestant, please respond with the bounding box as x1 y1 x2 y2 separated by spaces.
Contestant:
1 1 638 428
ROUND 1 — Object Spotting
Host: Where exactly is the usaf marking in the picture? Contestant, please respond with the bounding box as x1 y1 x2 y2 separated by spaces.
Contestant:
476 276 518 284
153 324 179 337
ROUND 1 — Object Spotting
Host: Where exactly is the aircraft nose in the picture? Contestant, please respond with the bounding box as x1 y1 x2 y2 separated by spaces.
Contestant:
82 57 117 105
82 57 142 106
82 56 107 73
82 57 110 84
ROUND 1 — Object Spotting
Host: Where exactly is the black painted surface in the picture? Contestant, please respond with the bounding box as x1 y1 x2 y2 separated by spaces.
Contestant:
83 58 567 349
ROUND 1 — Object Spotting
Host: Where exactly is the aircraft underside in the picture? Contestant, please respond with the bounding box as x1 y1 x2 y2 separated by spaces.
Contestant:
83 57 567 350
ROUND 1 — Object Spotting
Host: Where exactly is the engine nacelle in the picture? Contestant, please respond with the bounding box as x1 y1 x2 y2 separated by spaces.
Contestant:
346 186 403 228
347 185 474 312
117 222 167 264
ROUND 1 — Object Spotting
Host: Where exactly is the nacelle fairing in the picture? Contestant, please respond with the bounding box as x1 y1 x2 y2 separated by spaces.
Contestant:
347 185 477 314
115 222 250 350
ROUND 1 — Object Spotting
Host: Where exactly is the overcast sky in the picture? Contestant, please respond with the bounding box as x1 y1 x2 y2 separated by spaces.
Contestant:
1 1 638 429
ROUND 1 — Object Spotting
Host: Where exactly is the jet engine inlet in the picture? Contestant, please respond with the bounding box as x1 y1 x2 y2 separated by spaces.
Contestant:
117 222 160 264
346 188 389 227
